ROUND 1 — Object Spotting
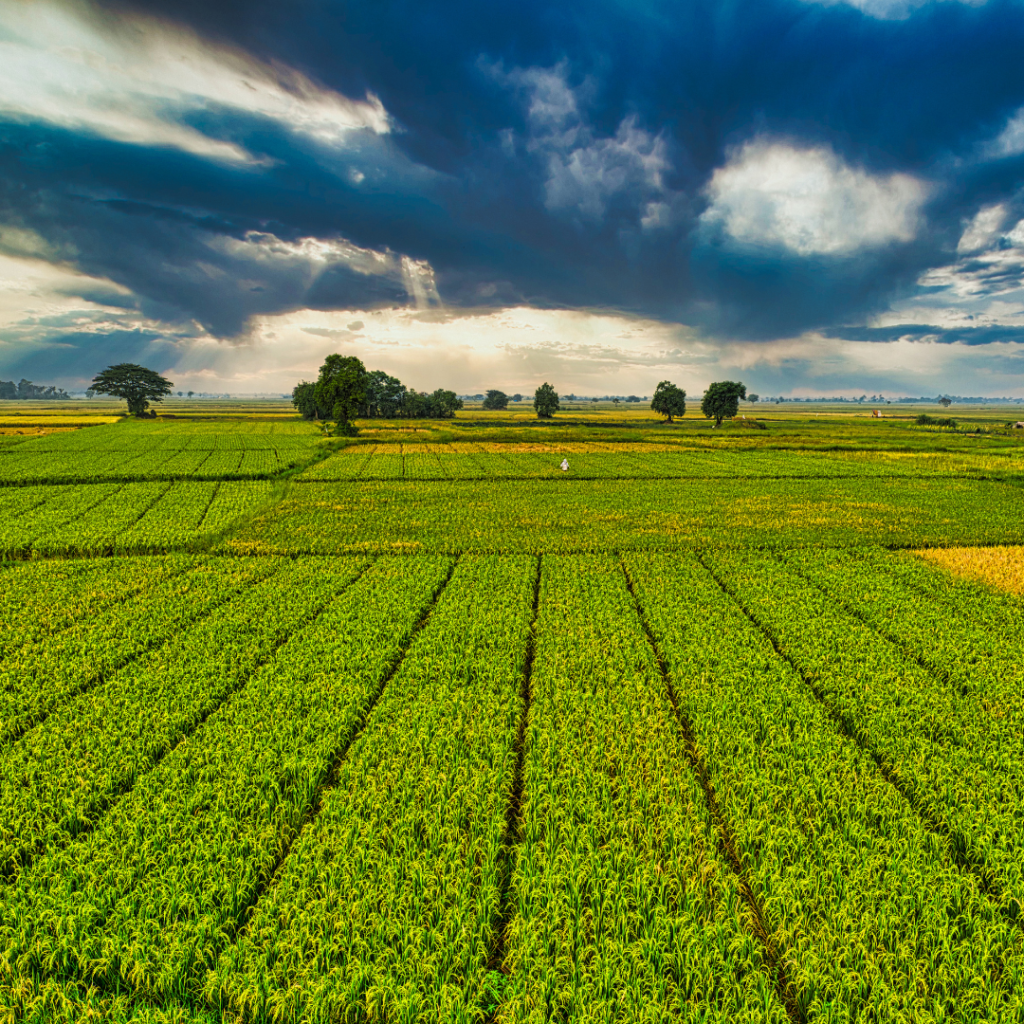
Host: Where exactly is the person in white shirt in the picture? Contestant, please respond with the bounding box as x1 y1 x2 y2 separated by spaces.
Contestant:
560 458 569 472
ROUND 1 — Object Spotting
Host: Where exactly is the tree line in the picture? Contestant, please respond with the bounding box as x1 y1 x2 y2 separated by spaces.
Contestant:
291 355 464 435
0 379 71 401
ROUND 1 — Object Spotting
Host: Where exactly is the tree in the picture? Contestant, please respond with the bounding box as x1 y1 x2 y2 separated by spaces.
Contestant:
313 354 367 435
701 380 747 427
428 389 463 418
482 389 509 410
938 396 952 408
0 380 15 400
90 363 173 417
651 380 686 422
511 393 523 402
363 370 406 418
187 391 194 399
291 381 321 420
533 382 560 418
747 393 760 403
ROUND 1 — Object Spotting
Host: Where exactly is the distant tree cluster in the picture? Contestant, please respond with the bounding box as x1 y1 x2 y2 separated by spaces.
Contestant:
0 379 70 401
292 355 463 435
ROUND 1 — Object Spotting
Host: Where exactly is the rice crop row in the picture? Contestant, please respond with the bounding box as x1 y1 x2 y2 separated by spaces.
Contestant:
0 481 275 557
0 557 353 876
297 446 1023 482
0 556 188 661
625 551 1024 1021
0 556 452 1007
704 548 1024 913
228 477 1024 555
0 556 279 748
782 547 1024 717
0 446 308 485
209 554 536 1023
500 554 788 1023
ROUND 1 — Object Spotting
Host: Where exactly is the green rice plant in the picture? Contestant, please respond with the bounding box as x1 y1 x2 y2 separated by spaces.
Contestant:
0 484 120 555
0 975 215 1024
499 554 788 1024
0 556 354 875
0 556 186 661
625 550 1024 1021
0 556 278 748
229 476 1024 556
0 556 450 1003
209 554 535 1023
705 548 1024 914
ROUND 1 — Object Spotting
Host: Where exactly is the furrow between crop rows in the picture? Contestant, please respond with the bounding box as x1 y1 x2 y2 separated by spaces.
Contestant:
0 557 369 881
497 554 790 1023
635 551 1024 1021
204 554 536 1023
703 548 1024 916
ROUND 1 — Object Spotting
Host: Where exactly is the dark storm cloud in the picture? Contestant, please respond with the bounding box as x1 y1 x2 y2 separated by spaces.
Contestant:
5 0 1024 346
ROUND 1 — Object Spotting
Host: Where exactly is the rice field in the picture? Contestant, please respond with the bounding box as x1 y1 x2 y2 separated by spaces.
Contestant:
2 405 1024 1023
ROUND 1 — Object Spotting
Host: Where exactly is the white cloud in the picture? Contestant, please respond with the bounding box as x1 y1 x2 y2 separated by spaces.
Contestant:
0 0 389 164
496 62 676 225
800 0 988 21
957 203 1007 253
701 140 929 255
986 108 1024 159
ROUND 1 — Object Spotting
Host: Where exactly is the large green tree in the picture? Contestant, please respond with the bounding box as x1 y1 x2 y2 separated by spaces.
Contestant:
651 380 686 422
482 389 509 410
533 382 560 419
90 364 173 417
700 380 747 427
427 389 463 418
363 370 407 418
314 354 367 435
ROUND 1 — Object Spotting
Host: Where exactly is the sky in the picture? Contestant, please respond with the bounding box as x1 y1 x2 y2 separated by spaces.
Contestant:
1 0 1024 397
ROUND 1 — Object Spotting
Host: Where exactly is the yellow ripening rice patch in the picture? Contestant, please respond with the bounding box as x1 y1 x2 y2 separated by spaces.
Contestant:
916 545 1024 596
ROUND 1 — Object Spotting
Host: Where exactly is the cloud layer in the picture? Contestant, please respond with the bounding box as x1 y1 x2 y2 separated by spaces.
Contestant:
2 0 1024 393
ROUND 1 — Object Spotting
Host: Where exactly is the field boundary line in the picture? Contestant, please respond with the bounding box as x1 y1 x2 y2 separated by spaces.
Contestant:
485 553 541 999
0 558 374 887
195 480 223 532
200 554 462 989
0 555 194 688
699 552 1017 921
0 560 286 757
619 553 806 1024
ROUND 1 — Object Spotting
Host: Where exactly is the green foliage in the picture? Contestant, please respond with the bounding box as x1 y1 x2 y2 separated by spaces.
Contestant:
700 380 746 425
312 354 367 435
631 550 1024 1015
650 380 686 422
917 413 957 427
427 388 463 418
363 369 407 417
210 555 534 1022
90 364 173 417
483 389 509 410
533 382 559 418
290 381 320 420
